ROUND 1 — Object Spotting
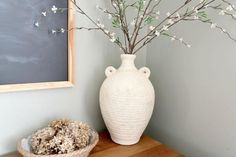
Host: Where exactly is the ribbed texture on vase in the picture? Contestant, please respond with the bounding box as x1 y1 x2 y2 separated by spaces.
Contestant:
100 54 155 145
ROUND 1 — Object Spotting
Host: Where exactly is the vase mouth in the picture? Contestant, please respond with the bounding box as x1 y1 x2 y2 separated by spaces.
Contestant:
121 54 136 59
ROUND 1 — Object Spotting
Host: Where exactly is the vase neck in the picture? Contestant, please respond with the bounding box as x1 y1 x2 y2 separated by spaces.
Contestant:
119 54 137 71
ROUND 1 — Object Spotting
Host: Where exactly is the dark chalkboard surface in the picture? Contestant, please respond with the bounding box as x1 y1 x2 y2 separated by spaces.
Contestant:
0 0 70 86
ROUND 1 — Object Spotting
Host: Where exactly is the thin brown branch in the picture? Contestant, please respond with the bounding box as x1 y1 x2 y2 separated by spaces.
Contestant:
116 0 131 53
133 0 219 53
197 19 236 42
130 2 143 42
68 27 100 31
134 0 194 49
221 0 236 12
97 6 119 17
65 0 236 54
146 0 162 16
71 0 126 52
208 5 236 20
131 0 154 53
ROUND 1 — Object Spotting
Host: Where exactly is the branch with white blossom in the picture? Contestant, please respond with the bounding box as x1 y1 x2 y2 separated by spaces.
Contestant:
70 0 127 53
35 0 236 54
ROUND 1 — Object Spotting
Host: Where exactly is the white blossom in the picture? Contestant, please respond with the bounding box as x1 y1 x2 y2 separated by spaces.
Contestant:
162 25 169 31
200 0 204 3
204 5 209 8
168 19 174 25
41 12 47 17
130 19 136 26
171 36 176 41
156 11 160 15
219 10 225 15
52 29 57 34
166 12 171 17
34 22 39 27
149 26 155 31
100 24 105 29
112 2 117 7
110 37 116 42
147 35 152 39
193 16 199 20
155 31 160 37
226 5 233 11
187 44 192 48
155 16 159 20
61 28 65 33
104 30 109 34
110 32 116 37
176 12 180 19
51 5 58 13
211 23 217 29
179 38 183 42
108 14 112 19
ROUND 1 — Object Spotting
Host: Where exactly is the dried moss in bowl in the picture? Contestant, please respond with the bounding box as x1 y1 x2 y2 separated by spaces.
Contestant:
30 119 91 155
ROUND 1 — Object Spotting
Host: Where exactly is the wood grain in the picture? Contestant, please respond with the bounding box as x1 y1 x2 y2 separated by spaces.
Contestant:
0 81 74 93
5 131 184 157
0 0 75 93
68 0 75 85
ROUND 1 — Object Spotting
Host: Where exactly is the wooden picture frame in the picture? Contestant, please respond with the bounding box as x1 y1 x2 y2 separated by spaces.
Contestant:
0 0 75 93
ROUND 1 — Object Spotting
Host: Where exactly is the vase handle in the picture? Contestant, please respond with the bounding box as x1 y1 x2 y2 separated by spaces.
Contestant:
105 66 117 77
139 67 151 78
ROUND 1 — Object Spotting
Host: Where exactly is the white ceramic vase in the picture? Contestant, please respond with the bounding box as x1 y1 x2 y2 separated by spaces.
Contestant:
99 54 155 145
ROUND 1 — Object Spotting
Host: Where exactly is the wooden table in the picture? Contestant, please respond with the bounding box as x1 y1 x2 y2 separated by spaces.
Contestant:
5 132 184 157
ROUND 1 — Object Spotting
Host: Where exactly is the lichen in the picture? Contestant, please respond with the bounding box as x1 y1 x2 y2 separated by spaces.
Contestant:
30 119 91 155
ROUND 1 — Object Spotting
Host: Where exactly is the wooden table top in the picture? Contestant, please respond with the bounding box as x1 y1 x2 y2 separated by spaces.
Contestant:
5 131 184 157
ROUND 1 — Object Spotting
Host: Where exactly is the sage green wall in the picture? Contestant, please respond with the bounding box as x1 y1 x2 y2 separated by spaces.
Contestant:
145 1 236 156
4 1 236 157
0 1 146 155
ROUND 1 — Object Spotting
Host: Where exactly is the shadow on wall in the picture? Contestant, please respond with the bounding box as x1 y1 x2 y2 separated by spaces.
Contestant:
83 62 106 130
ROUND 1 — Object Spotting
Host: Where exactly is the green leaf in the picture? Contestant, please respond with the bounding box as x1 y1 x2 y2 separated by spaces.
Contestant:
197 11 208 21
115 37 120 43
144 17 153 24
162 33 170 36
138 0 145 9
112 18 120 28
197 11 207 17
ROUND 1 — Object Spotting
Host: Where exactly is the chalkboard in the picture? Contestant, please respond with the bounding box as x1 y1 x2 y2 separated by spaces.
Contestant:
0 0 74 92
